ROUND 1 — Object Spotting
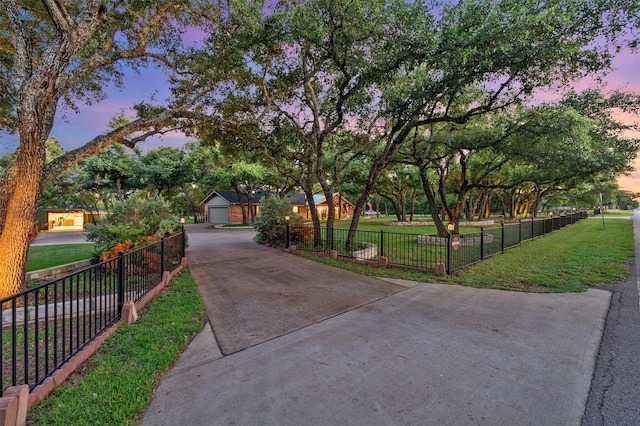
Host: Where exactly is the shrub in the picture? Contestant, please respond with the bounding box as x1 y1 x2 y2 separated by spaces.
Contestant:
86 191 181 260
254 196 302 244
266 222 313 246
99 239 135 262
290 224 313 243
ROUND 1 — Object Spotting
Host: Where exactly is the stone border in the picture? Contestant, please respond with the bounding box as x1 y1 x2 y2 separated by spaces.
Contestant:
2 291 142 329
353 242 378 260
390 220 495 227
26 259 92 282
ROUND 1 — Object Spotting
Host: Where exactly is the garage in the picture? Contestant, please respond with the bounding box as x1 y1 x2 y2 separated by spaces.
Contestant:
201 190 266 225
208 206 229 224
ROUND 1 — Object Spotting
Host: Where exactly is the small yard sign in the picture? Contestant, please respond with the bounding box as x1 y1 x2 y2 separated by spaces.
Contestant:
451 235 460 251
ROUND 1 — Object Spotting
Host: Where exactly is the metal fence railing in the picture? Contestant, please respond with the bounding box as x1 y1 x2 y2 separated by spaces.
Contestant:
1 231 185 396
269 211 588 275
447 211 586 272
268 225 447 270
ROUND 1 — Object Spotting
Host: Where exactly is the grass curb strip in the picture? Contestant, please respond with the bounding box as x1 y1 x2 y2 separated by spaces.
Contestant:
26 270 206 425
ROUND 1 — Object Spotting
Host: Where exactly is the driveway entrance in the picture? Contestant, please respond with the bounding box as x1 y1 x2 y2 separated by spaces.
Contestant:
185 225 404 354
142 224 610 426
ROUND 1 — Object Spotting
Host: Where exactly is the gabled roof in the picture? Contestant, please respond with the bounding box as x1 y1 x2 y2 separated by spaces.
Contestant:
288 193 307 206
312 194 327 205
201 190 268 205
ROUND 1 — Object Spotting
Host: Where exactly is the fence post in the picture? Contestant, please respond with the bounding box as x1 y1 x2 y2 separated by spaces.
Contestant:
330 227 334 251
380 230 385 258
501 221 505 253
160 237 165 276
518 220 522 244
480 227 484 260
117 251 125 317
446 232 451 275
285 218 290 249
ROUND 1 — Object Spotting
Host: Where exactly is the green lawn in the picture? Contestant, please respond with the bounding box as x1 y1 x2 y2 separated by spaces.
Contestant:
26 270 206 425
596 211 634 217
444 218 633 292
26 244 94 272
331 217 491 234
306 218 634 293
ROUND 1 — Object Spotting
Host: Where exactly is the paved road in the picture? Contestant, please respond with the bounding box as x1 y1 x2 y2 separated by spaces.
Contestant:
140 225 611 426
30 227 89 245
582 213 640 425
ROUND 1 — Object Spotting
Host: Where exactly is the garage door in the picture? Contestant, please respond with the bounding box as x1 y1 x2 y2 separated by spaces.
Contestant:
208 207 229 224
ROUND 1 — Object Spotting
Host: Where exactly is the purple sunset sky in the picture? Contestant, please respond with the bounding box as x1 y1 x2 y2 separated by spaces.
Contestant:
1 46 639 194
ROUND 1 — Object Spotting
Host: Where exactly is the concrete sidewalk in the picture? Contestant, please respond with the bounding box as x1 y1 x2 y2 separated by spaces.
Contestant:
140 225 610 426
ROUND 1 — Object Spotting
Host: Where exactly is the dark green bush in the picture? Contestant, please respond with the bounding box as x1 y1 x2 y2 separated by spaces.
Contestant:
85 191 180 260
254 196 302 244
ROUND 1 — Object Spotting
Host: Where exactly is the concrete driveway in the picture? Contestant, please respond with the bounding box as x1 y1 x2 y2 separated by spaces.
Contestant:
141 225 610 426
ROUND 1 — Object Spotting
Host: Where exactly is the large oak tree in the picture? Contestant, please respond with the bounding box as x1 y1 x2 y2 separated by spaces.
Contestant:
228 0 636 250
0 0 270 298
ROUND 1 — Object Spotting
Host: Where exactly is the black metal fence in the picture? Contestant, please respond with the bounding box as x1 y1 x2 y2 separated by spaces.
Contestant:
447 211 586 272
0 232 185 396
270 211 587 274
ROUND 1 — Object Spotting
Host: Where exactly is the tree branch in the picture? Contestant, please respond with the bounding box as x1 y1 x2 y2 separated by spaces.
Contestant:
41 106 262 188
3 0 34 93
57 3 177 95
42 0 72 33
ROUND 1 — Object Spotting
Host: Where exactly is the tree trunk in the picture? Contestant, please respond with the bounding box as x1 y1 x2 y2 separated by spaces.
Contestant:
234 188 248 224
373 196 381 216
409 189 417 222
477 190 489 220
247 198 254 224
0 134 47 298
1 0 239 298
520 198 530 218
302 187 322 246
398 189 407 222
323 191 336 251
418 167 448 237
531 187 543 218
116 177 124 201
382 196 401 222
449 186 467 235
498 191 508 218
180 185 201 222
465 199 472 222
510 188 519 218
345 121 417 248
